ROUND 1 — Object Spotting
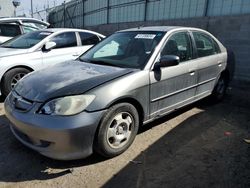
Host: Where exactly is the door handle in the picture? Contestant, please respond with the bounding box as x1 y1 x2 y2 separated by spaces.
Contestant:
189 69 195 76
218 61 223 67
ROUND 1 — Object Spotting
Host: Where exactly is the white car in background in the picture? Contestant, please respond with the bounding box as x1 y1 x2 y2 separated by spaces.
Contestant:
0 17 49 44
0 28 105 96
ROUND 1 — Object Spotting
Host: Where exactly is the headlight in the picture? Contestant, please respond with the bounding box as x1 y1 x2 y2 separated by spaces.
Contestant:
39 95 95 116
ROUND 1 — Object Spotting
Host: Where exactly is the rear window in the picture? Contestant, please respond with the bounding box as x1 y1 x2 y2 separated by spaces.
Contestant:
0 24 21 37
79 32 100 45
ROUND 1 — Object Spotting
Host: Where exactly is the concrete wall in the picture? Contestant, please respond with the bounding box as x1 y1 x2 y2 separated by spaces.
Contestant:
85 14 250 81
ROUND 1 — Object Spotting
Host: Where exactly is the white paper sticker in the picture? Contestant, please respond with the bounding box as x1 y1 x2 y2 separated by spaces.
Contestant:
135 34 156 39
39 32 52 35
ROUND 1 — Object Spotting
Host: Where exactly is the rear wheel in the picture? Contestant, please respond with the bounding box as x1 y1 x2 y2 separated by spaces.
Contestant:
211 74 228 102
1 68 30 97
94 103 139 158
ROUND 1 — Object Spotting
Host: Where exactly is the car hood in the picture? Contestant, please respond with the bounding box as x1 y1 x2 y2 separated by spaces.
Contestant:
15 60 136 102
0 47 29 58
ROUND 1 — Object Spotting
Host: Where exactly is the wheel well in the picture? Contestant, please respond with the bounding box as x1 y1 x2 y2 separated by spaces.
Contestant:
1 65 34 84
108 98 145 126
221 69 230 84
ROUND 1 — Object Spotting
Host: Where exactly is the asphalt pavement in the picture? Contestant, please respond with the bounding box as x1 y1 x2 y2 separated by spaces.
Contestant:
0 82 249 188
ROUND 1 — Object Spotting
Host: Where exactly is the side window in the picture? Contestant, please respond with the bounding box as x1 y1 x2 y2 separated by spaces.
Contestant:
0 24 21 37
23 26 37 34
193 32 218 57
79 32 100 45
161 32 192 62
50 32 77 49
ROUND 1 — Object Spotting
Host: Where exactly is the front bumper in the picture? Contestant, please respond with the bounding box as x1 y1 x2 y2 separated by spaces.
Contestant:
4 94 104 160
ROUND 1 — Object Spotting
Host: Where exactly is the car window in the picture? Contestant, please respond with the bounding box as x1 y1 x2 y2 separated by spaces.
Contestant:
193 32 218 57
1 30 52 49
50 32 77 49
22 21 48 29
80 31 165 69
23 26 38 34
161 32 192 62
79 32 100 45
0 24 21 37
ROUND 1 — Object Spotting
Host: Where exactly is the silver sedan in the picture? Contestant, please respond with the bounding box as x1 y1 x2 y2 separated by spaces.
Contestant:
4 26 233 160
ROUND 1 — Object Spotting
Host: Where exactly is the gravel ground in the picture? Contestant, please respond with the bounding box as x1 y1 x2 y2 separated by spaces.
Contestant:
0 83 249 188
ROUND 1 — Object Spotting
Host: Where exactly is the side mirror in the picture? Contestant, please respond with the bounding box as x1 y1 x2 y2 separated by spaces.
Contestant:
42 41 56 51
158 55 180 68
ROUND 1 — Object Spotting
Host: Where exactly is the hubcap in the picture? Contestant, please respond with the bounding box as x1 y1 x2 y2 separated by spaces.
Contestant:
11 73 26 88
107 112 133 149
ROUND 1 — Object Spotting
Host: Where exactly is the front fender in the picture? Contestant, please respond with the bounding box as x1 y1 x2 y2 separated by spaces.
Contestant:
85 70 150 121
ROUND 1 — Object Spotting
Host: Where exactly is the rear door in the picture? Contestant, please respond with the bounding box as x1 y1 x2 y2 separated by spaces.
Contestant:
41 31 79 67
149 31 198 117
191 31 224 97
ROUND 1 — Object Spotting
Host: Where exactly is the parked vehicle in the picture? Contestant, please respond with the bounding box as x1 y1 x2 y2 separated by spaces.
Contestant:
0 17 49 44
0 28 105 96
5 26 233 160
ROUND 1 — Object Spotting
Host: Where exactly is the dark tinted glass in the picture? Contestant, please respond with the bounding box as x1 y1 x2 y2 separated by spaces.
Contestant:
0 24 21 37
161 32 192 62
79 32 100 45
193 32 218 57
1 30 52 49
51 32 77 49
80 31 165 69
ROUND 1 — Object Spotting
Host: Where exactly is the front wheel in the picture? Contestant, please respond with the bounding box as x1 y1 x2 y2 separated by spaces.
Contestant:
94 103 139 158
1 68 30 97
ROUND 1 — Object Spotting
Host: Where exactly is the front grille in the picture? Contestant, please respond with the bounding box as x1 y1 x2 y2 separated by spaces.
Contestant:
9 91 33 112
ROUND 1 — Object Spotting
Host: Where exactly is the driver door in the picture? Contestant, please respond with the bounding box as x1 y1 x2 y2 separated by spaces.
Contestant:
149 31 198 117
41 32 80 68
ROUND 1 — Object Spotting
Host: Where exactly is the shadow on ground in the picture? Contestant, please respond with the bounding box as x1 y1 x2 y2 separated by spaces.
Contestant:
103 88 250 188
0 85 249 186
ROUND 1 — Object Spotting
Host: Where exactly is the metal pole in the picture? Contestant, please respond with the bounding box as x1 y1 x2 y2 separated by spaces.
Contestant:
204 0 209 17
107 0 110 24
82 0 85 28
144 0 148 21
64 1 66 27
31 0 34 17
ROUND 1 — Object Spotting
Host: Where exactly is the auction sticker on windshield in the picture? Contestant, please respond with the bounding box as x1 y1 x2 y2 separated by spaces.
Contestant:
135 34 156 39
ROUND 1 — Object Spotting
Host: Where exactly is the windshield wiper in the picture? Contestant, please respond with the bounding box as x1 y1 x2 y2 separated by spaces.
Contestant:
84 59 121 68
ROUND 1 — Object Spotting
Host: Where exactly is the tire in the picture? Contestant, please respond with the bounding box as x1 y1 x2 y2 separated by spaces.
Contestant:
211 74 228 102
1 68 30 97
94 103 139 158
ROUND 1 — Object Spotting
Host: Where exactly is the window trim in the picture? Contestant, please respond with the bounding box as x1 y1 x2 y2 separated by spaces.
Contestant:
0 23 22 37
49 31 78 49
191 31 221 59
159 31 194 63
78 31 101 46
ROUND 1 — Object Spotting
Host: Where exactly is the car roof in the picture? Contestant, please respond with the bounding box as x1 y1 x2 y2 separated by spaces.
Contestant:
39 28 105 37
0 17 49 26
118 26 201 32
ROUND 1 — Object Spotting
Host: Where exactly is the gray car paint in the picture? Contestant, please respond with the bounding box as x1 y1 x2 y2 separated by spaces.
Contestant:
15 61 136 102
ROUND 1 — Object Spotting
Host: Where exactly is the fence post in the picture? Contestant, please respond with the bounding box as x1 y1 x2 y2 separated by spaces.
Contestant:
64 1 66 27
204 0 209 17
144 0 148 21
82 0 85 28
107 0 110 24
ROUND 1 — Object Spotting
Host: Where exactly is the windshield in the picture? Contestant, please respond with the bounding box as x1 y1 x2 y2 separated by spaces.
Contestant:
80 31 165 69
1 30 52 49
